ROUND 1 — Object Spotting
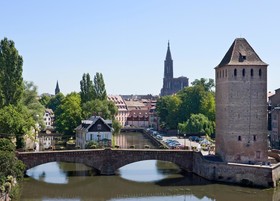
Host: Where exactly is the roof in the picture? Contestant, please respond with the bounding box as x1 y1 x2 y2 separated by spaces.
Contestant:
216 38 267 68
75 116 112 131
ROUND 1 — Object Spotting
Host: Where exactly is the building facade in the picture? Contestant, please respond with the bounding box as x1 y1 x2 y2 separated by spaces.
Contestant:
108 95 128 126
75 116 113 149
268 89 280 148
215 38 268 163
160 42 189 96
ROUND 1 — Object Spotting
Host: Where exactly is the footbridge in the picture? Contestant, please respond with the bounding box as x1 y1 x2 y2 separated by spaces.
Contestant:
17 149 195 175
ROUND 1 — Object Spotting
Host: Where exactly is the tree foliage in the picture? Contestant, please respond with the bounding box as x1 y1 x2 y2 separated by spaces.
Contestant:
22 81 45 129
178 113 215 136
191 78 214 92
0 150 25 186
80 73 94 104
47 92 65 113
0 138 15 152
156 95 181 130
55 92 82 135
112 120 122 135
156 78 215 132
93 72 107 100
82 99 117 120
0 38 24 108
0 105 34 148
39 94 51 107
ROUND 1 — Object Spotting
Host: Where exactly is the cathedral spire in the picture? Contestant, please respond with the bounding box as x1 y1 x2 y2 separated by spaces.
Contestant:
55 81 60 95
164 41 173 79
165 40 172 60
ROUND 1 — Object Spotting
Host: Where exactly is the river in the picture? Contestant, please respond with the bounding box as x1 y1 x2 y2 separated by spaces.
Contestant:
19 132 280 201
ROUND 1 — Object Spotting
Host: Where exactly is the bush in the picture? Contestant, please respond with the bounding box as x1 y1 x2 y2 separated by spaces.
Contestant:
0 138 15 152
144 145 150 149
129 145 135 149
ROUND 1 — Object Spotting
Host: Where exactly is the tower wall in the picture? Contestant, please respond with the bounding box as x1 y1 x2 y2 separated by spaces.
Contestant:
215 65 268 163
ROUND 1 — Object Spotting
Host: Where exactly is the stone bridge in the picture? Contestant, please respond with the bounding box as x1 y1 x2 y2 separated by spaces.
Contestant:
17 149 195 175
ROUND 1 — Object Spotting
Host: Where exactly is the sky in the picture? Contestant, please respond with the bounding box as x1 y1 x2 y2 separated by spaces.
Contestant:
1 0 280 96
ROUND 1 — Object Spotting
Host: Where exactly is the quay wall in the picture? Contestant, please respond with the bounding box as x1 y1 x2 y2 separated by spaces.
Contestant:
192 152 276 187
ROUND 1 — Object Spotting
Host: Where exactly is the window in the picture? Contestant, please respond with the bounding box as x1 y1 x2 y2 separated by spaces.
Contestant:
253 135 257 141
234 69 237 76
97 124 102 130
259 69 262 76
238 136 241 141
242 69 245 76
251 69 254 76
256 151 261 159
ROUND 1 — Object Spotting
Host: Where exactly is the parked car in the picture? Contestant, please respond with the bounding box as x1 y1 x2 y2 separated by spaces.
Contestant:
156 135 163 140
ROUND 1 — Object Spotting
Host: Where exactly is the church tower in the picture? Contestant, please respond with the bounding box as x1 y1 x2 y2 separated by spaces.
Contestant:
55 81 60 95
164 41 173 79
215 38 268 163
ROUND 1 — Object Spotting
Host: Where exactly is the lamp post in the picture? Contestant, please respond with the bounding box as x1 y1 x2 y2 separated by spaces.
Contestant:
184 134 186 149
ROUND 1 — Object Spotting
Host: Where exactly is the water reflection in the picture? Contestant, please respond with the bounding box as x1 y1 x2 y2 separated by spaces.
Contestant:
118 160 181 182
21 160 278 201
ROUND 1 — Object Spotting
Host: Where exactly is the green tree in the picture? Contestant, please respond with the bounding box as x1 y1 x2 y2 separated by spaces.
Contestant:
55 92 82 135
156 95 181 130
178 113 215 136
93 72 107 100
39 94 51 107
80 73 94 104
112 120 122 135
0 38 24 108
191 78 214 92
0 151 25 185
22 81 45 129
47 92 65 113
0 138 15 152
82 99 117 120
177 83 215 123
0 105 34 148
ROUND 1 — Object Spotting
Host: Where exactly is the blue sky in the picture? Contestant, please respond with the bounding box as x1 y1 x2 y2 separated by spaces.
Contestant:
1 0 280 95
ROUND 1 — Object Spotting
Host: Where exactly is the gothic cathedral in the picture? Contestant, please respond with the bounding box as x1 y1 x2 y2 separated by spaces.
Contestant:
160 42 189 96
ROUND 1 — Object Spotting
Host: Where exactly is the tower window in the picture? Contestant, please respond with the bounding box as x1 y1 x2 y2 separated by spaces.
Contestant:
238 136 241 141
259 69 262 76
242 69 245 76
253 135 257 141
234 69 237 76
251 69 254 76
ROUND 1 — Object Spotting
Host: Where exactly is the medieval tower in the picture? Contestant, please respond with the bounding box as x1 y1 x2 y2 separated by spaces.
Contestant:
160 42 189 96
215 38 268 163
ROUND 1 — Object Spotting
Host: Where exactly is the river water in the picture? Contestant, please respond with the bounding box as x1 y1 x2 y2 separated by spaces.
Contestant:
19 132 280 201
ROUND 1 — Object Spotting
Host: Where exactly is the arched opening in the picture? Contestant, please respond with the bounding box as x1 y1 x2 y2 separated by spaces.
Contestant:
251 69 254 76
259 69 262 76
242 69 245 76
234 69 237 76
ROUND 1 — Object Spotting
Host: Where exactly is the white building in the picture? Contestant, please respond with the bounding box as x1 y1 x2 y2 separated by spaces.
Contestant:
75 116 113 149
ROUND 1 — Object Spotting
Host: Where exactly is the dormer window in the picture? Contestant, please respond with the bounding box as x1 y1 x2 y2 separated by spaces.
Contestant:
239 52 246 62
97 124 102 130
